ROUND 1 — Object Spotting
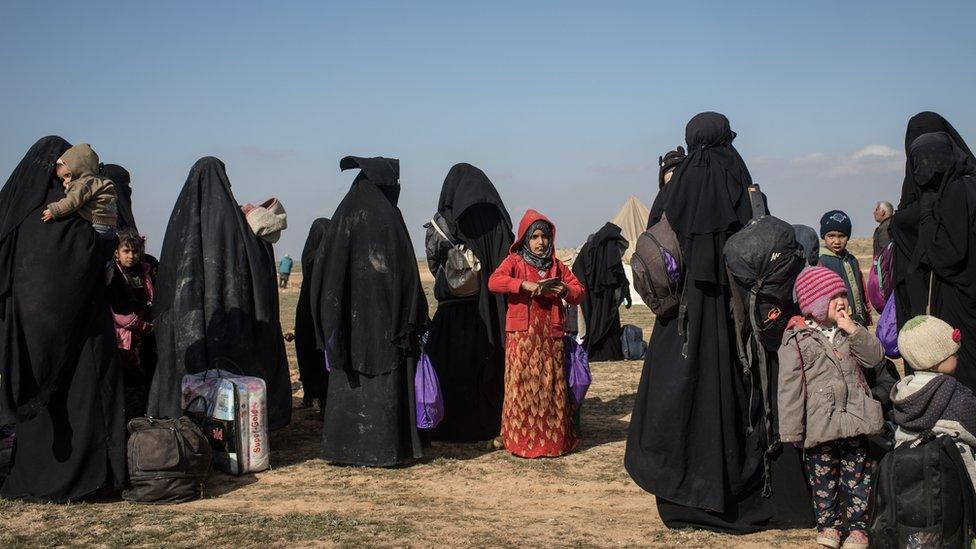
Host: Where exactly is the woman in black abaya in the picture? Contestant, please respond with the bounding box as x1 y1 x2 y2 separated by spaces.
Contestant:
892 112 976 338
573 222 631 362
311 156 428 466
0 136 126 501
294 218 331 408
425 163 513 442
100 163 138 232
897 132 976 389
624 113 813 533
148 157 292 430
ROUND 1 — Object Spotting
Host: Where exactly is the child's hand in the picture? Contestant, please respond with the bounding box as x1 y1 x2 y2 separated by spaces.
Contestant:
836 307 859 334
521 280 540 296
41 209 53 222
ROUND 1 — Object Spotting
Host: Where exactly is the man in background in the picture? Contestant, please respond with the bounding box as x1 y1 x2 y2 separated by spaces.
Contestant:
278 254 294 289
873 201 893 258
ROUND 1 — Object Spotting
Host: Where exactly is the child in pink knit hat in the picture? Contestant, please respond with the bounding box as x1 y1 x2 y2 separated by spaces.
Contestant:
778 266 886 549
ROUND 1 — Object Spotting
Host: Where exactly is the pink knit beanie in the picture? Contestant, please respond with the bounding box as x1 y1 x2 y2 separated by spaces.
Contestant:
795 266 847 322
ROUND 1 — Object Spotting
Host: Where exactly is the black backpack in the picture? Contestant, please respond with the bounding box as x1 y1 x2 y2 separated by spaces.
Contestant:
630 213 683 317
722 184 806 496
870 434 976 548
620 324 647 360
123 416 213 504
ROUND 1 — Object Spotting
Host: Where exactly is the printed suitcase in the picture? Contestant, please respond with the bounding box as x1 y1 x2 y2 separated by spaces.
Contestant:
182 369 269 475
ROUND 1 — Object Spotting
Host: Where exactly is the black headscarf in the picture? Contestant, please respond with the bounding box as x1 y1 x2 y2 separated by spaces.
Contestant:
656 112 753 283
0 136 71 305
909 132 976 270
435 163 513 344
519 220 553 271
148 157 292 430
99 163 137 232
899 112 976 209
294 217 331 402
311 156 428 376
792 224 820 266
659 146 686 189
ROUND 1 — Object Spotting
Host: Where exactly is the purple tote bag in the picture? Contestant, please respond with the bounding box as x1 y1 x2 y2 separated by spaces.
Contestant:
415 351 445 429
564 336 591 408
876 296 900 358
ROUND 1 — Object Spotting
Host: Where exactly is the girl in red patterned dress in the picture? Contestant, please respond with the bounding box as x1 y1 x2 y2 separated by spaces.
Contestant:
488 210 585 458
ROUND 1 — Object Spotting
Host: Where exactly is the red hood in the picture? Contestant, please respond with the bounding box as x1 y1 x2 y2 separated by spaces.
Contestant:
510 209 556 255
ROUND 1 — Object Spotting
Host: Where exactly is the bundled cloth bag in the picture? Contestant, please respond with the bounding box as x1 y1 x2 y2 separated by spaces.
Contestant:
242 198 288 244
415 351 444 429
564 336 591 408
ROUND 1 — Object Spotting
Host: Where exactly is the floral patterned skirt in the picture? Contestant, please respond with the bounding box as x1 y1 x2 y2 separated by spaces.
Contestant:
501 312 577 458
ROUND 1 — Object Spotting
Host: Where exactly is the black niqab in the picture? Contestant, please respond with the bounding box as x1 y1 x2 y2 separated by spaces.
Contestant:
294 218 331 403
148 157 292 430
572 222 630 362
310 156 427 466
899 112 975 209
0 136 126 501
100 163 137 232
426 163 513 442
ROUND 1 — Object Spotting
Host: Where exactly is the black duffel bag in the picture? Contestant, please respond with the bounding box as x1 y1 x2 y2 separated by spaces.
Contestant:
123 416 212 504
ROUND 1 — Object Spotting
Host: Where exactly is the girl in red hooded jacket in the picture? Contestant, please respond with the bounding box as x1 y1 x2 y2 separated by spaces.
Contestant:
488 210 585 458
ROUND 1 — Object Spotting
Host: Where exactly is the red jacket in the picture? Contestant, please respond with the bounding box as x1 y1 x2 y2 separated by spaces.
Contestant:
488 209 584 338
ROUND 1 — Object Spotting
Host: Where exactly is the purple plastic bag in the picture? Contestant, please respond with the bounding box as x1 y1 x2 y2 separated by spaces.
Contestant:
415 351 445 429
564 336 591 408
662 248 680 284
876 296 900 358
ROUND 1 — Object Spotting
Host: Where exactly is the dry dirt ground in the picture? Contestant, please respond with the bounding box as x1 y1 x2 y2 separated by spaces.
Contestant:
0 240 877 547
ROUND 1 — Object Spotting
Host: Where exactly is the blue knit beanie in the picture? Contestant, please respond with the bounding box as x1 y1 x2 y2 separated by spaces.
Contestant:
819 210 852 238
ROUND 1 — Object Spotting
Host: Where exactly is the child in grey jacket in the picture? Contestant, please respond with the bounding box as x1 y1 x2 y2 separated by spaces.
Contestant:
778 266 885 549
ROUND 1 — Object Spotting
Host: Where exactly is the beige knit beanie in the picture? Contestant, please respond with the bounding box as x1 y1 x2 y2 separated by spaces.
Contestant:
898 315 961 371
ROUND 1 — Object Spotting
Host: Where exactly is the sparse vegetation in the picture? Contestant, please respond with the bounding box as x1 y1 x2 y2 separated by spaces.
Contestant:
1 239 875 546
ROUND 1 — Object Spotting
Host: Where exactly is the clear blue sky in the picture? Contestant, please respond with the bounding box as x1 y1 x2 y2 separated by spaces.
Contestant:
3 1 975 256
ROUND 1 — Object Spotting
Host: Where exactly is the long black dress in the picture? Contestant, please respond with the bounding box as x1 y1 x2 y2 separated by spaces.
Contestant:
425 163 513 442
148 157 292 431
624 113 813 533
898 132 976 389
294 218 331 405
892 112 976 336
573 222 630 362
311 156 428 466
0 136 126 502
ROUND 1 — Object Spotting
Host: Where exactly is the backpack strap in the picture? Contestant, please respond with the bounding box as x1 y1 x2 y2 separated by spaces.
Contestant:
429 216 458 247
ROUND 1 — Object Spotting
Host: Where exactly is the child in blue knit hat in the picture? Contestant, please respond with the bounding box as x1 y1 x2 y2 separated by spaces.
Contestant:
818 210 871 326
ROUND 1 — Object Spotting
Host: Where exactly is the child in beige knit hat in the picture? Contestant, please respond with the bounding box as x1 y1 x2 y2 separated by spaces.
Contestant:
890 315 976 487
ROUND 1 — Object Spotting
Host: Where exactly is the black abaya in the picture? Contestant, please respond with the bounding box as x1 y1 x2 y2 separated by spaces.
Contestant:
426 163 513 442
0 136 125 502
624 113 813 533
897 132 976 389
892 112 976 333
148 157 292 431
573 222 629 362
294 218 331 404
311 156 427 466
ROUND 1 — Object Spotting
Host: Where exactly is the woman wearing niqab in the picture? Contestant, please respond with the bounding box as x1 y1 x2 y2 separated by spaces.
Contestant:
624 113 814 533
573 222 631 362
425 163 513 442
895 129 976 389
0 136 126 501
310 156 428 466
294 218 331 408
147 157 292 431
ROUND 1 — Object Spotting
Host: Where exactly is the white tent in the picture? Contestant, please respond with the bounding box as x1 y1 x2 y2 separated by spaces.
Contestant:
611 196 650 306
